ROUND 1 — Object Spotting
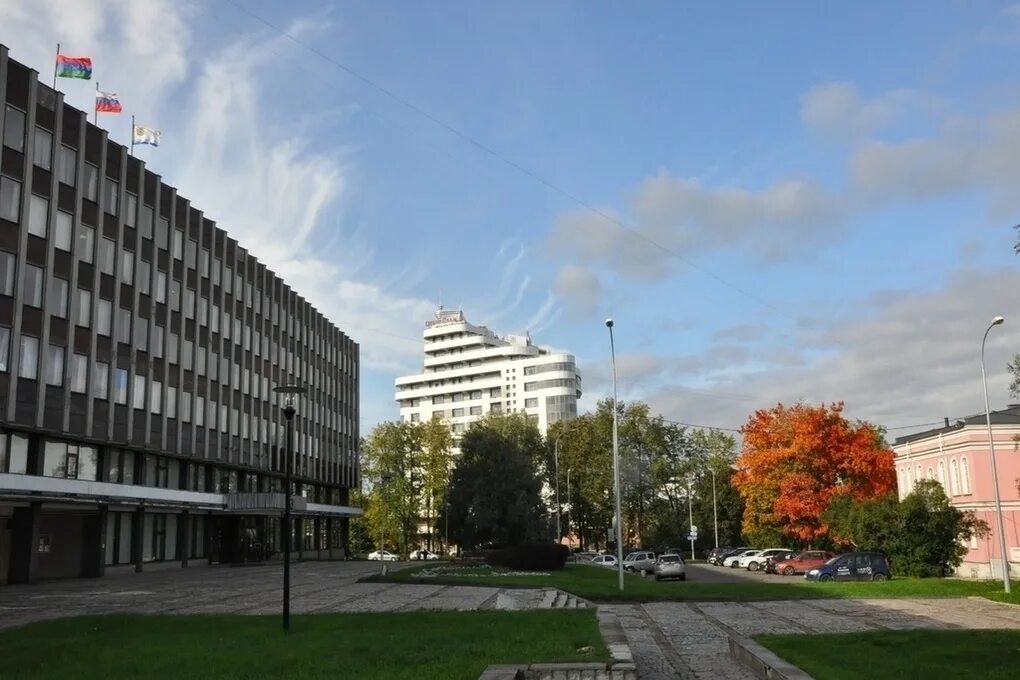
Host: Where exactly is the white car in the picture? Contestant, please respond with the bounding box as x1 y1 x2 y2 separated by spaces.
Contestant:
591 554 618 568
368 550 400 561
409 549 441 561
743 548 792 572
723 549 761 568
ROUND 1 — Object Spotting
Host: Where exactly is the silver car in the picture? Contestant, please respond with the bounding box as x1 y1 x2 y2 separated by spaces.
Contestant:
654 554 687 581
623 551 657 573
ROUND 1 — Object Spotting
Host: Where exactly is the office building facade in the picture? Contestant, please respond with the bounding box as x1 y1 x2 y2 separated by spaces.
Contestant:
395 308 581 437
0 46 360 583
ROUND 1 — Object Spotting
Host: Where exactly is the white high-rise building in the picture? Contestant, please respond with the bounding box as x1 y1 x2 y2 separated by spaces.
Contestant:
395 309 581 437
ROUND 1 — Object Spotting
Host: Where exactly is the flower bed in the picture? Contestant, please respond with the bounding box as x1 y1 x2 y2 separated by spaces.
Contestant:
414 565 552 578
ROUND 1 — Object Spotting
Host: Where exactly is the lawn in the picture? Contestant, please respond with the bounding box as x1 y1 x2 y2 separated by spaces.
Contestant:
369 563 1017 603
0 610 609 680
756 629 1020 679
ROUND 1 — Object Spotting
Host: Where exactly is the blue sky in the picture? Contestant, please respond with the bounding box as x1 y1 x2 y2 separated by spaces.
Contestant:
5 1 1020 437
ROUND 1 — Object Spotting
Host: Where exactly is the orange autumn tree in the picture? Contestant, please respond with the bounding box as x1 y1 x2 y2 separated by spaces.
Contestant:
733 402 896 545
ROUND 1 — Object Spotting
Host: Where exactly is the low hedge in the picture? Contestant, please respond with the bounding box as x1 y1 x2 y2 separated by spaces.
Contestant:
486 543 570 571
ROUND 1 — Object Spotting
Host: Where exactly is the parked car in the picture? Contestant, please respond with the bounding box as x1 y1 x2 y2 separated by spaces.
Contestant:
805 552 891 582
653 554 687 581
774 550 836 576
591 554 618 568
763 550 798 574
707 547 735 565
713 547 753 566
725 549 762 568
623 551 657 572
368 550 400 561
409 549 441 561
744 548 792 572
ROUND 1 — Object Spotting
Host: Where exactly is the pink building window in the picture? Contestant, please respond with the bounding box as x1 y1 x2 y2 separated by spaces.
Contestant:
950 459 960 496
960 457 971 495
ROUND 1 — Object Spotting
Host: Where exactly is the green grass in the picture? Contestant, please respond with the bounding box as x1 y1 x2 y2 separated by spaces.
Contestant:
756 629 1020 679
369 563 1018 603
0 611 609 680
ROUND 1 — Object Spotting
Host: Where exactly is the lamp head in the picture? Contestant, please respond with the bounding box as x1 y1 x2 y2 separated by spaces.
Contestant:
605 318 614 328
992 315 1005 326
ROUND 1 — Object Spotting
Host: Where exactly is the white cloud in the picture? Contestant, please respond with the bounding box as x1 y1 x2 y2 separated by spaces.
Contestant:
800 82 944 138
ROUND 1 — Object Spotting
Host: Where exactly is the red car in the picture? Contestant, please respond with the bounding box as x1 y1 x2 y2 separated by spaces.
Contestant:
774 550 836 575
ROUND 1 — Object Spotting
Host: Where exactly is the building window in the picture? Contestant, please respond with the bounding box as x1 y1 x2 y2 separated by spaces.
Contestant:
0 176 22 223
136 259 150 295
134 319 147 351
172 230 183 259
54 211 73 251
104 178 119 216
23 264 44 307
194 395 204 426
133 375 146 409
99 238 115 275
117 307 131 344
949 459 960 496
960 457 971 495
150 325 163 358
42 442 97 480
126 194 138 229
82 163 99 202
70 353 87 393
181 391 192 423
48 277 68 318
120 251 133 284
77 288 91 327
0 250 14 295
410 412 420 422
470 405 482 415
114 368 128 404
525 397 538 408
94 361 109 399
155 271 167 303
58 146 76 186
150 380 162 414
0 325 9 372
97 298 112 336
77 224 95 263
2 105 25 151
166 386 177 419
45 344 64 386
28 194 48 237
33 127 52 170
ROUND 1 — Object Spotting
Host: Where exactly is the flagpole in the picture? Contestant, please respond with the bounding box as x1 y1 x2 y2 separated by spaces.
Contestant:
130 115 135 157
53 43 59 89
94 82 99 125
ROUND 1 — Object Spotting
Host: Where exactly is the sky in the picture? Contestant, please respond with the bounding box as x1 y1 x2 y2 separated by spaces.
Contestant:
4 0 1020 440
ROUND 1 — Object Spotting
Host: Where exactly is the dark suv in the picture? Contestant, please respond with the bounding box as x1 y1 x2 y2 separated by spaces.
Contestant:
805 551 891 582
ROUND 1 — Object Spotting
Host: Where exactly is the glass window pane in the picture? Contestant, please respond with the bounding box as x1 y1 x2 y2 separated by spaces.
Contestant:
97 298 112 336
118 308 131 343
172 230 183 259
155 271 166 303
42 441 66 477
127 194 139 229
0 176 22 223
77 225 95 263
120 251 133 284
0 250 14 296
83 164 98 202
133 375 146 409
54 210 72 250
134 319 147 351
70 353 87 393
23 264 44 307
18 336 38 379
48 277 68 318
114 368 128 404
167 386 177 419
136 260 150 295
94 361 109 399
150 380 162 414
3 105 25 151
8 434 28 473
77 288 91 327
27 194 48 238
104 179 118 216
45 344 64 386
33 127 52 169
58 146 76 186
99 238 115 275
78 446 97 481
0 325 9 372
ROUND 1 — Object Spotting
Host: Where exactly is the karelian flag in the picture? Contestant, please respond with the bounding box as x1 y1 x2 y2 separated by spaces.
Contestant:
55 55 92 80
95 91 122 113
133 125 161 147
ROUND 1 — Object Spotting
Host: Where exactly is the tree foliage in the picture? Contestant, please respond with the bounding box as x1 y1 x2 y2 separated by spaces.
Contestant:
1009 354 1020 400
825 480 990 577
733 402 896 545
441 413 547 549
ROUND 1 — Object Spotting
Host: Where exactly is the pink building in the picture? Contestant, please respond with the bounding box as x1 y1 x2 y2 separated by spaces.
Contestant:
892 405 1020 579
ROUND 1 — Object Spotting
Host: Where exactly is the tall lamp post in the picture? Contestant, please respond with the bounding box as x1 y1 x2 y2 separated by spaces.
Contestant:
379 472 393 575
981 315 1011 593
605 318 624 592
710 467 719 550
566 468 571 548
273 383 306 633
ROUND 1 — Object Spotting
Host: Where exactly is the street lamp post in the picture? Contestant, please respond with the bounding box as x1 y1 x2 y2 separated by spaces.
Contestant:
981 315 1011 593
566 468 571 548
554 438 561 543
380 472 393 575
606 318 624 592
710 467 719 550
273 383 306 633
687 477 696 561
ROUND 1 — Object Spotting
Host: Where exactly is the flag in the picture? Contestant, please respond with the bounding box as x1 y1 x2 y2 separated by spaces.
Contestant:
95 91 122 113
55 55 92 80
133 125 161 147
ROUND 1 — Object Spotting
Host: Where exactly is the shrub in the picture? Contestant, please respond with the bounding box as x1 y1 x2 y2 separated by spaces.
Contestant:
486 543 570 571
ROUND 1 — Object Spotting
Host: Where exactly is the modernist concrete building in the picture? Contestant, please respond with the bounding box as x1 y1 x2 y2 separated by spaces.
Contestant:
892 405 1020 579
395 308 581 438
0 46 360 583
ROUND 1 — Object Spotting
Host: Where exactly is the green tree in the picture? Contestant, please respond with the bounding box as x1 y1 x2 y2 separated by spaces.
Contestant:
441 413 547 549
825 480 990 577
361 421 426 556
419 418 453 550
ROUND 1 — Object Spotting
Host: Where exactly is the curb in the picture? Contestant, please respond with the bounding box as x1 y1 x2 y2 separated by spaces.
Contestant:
727 634 814 680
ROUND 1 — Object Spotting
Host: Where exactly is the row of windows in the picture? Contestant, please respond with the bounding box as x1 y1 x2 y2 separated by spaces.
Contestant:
523 362 576 376
523 378 576 392
898 456 972 496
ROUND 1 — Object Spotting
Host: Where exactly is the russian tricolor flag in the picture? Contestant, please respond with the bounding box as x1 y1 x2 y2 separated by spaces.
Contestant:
95 91 122 114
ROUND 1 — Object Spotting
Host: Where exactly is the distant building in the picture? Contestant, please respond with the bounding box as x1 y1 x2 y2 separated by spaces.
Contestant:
395 308 581 438
0 46 360 583
892 405 1020 579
